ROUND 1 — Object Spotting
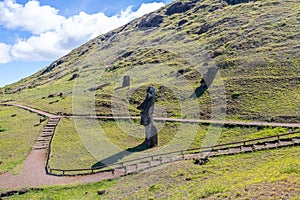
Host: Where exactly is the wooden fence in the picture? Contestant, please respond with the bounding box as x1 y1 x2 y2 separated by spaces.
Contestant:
46 130 300 176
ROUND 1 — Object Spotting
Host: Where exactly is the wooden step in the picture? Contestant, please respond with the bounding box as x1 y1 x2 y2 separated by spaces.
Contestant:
33 146 47 150
44 128 55 130
241 146 253 153
39 134 52 137
40 134 53 137
229 147 241 154
292 138 300 144
43 129 54 132
254 144 265 150
36 141 49 144
202 151 216 157
278 140 293 147
217 149 229 155
46 123 58 126
36 138 50 142
265 142 278 149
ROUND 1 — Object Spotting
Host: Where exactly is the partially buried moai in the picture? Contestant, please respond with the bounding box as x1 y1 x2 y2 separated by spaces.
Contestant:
137 86 158 148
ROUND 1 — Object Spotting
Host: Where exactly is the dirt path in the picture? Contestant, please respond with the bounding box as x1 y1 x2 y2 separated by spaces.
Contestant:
4 103 300 128
0 103 299 189
0 149 124 188
0 104 124 189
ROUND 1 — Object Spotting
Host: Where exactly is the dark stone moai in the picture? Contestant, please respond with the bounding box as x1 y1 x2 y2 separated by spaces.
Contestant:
122 75 130 88
137 86 158 148
191 67 218 98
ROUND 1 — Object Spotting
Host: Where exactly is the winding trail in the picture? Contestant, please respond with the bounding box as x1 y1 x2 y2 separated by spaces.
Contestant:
0 104 125 189
4 103 300 128
0 103 299 189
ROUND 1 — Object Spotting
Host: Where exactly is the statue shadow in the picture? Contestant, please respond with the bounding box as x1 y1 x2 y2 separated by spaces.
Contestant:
92 141 149 169
190 80 208 98
190 67 218 99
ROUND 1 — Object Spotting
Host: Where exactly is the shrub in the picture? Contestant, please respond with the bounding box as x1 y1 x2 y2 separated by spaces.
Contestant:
280 163 300 175
231 91 242 99
0 128 6 132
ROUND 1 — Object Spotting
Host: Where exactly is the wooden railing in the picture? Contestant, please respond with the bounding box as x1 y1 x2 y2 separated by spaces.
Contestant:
46 130 300 176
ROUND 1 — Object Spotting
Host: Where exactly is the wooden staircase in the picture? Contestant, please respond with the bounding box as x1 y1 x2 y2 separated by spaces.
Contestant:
34 118 60 150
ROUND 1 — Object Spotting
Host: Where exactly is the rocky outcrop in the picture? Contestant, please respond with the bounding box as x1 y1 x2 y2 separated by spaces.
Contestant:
166 2 196 16
41 60 64 75
195 24 211 35
178 19 188 27
225 0 256 5
138 14 164 28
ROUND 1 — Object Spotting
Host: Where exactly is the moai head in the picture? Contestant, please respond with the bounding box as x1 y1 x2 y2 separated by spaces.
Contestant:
147 86 156 97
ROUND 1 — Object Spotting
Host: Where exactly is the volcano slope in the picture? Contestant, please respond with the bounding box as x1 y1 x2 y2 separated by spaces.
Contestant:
0 0 299 122
0 0 300 199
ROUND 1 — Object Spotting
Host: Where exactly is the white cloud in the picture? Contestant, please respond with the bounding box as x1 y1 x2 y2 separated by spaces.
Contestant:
0 0 165 62
0 43 12 63
11 31 67 61
125 2 165 19
0 0 64 34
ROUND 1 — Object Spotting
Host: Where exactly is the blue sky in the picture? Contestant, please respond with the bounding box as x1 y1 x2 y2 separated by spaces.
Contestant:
0 0 172 87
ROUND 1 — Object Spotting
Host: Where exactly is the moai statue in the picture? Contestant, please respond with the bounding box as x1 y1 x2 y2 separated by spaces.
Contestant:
191 67 218 98
202 67 218 88
122 75 130 88
137 86 158 148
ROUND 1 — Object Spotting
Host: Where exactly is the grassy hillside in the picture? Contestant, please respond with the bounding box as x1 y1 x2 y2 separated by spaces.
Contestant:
0 105 46 174
0 0 299 198
0 0 298 122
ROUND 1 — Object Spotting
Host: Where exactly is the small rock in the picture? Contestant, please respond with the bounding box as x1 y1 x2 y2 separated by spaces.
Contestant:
97 190 106 195
195 24 211 35
0 190 18 197
193 157 209 165
11 114 17 117
18 188 29 195
178 19 188 27
48 94 56 98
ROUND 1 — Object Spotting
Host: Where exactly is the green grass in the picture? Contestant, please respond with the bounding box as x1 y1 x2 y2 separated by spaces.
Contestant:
0 105 46 174
101 146 300 199
49 118 97 170
0 0 298 123
5 179 116 200
49 117 294 171
8 146 300 199
0 0 300 198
